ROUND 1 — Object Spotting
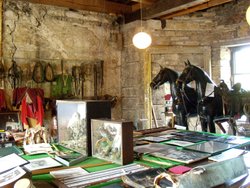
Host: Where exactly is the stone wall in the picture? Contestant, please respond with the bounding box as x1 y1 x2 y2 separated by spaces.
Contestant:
2 0 122 124
121 21 154 129
122 0 250 129
2 0 250 130
195 0 250 84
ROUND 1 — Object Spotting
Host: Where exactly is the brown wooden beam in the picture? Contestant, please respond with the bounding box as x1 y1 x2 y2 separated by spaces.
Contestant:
161 0 233 19
125 0 209 23
131 0 156 5
132 2 153 12
19 0 132 14
143 0 209 19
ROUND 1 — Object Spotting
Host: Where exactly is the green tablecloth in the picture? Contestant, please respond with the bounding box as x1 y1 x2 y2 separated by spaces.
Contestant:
21 153 183 187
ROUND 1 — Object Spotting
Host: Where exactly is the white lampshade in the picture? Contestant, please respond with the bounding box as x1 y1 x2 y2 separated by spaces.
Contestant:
246 6 250 25
132 32 152 49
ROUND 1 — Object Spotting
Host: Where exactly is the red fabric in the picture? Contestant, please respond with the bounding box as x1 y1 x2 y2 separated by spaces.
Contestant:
12 87 27 107
21 95 44 129
165 94 172 101
0 89 6 110
13 87 45 129
13 87 44 110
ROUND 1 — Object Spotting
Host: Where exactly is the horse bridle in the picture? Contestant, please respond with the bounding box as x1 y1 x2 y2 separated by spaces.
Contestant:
177 65 193 86
151 73 165 89
177 66 197 113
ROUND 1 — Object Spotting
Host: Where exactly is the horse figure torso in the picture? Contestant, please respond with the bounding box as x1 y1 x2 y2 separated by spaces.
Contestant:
218 80 250 118
150 67 197 129
177 62 223 133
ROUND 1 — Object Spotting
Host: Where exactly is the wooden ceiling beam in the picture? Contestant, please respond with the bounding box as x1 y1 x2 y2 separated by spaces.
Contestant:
131 0 156 5
125 0 210 23
18 0 132 14
143 0 210 19
132 2 154 12
161 0 233 19
130 0 156 5
131 0 157 12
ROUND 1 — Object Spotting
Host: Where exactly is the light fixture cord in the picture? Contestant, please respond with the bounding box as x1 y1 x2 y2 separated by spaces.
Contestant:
140 0 142 32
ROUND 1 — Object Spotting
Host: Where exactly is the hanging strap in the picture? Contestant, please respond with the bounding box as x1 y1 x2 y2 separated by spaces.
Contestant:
32 61 44 83
44 63 55 82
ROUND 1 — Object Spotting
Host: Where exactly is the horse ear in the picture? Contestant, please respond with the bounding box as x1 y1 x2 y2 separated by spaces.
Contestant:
184 61 187 66
159 64 163 69
220 79 225 84
187 60 191 65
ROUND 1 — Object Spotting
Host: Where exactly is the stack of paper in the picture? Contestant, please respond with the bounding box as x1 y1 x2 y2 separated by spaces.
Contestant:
0 167 26 187
0 153 28 187
0 153 28 174
24 157 62 171
23 143 53 155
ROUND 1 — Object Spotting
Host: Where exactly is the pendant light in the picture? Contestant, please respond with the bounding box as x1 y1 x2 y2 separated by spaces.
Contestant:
246 6 250 25
132 0 152 49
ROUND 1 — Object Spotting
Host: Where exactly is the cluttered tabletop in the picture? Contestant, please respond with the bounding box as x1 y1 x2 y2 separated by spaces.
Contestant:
1 127 250 188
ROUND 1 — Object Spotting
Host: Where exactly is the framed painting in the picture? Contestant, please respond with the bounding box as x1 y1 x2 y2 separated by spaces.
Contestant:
91 119 133 165
56 100 88 156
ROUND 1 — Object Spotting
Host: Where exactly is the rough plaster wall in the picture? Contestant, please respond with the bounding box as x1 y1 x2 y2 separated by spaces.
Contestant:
121 0 250 129
3 0 122 120
121 47 144 128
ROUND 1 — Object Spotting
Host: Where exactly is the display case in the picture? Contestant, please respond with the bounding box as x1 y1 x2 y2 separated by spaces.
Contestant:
56 100 111 156
91 119 134 165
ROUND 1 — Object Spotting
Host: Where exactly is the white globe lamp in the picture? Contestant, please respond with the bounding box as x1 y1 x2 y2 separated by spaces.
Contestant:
132 32 152 49
246 6 250 25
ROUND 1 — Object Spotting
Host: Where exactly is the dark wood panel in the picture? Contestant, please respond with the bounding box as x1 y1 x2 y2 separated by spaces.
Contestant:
19 0 132 14
162 0 233 19
125 0 209 22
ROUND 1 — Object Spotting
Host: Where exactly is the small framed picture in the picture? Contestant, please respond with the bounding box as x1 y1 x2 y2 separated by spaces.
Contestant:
0 112 22 131
24 157 62 171
91 119 134 165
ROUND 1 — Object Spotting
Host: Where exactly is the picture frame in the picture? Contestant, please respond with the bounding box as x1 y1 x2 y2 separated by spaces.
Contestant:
148 144 211 164
91 119 134 165
184 140 236 154
56 100 88 156
24 157 62 171
134 143 210 164
0 112 22 131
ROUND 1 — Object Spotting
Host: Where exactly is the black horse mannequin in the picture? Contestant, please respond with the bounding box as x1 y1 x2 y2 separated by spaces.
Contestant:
150 66 197 129
177 61 223 133
217 80 250 134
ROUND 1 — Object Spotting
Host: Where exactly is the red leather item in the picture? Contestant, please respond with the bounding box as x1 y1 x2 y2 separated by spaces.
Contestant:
168 165 192 174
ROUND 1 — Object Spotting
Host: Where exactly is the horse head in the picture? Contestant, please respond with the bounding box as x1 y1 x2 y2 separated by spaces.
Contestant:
150 65 164 89
177 60 194 89
177 60 214 93
150 66 178 90
218 80 230 95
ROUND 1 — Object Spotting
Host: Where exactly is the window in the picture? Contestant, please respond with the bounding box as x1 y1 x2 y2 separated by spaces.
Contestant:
231 45 250 90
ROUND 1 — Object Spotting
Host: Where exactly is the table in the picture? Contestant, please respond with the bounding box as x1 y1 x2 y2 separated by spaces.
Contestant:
6 130 250 187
